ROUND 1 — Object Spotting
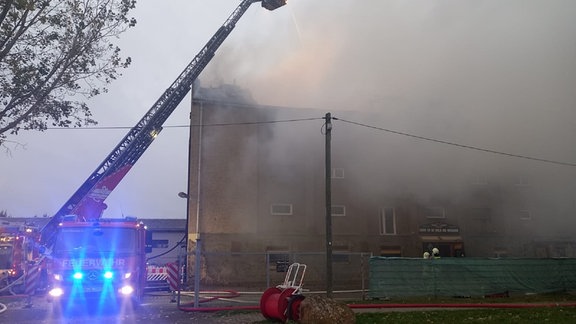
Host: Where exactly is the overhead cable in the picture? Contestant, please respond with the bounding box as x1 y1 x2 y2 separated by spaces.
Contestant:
43 115 576 167
335 117 576 168
44 117 322 130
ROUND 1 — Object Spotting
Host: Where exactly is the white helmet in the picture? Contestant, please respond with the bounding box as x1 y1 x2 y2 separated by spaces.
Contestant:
423 252 430 259
432 248 439 255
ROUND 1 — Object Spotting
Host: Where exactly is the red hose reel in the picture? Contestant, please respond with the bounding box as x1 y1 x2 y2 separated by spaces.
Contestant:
259 263 307 322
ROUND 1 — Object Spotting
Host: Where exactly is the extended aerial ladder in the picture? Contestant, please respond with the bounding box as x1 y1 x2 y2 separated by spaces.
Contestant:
40 0 287 246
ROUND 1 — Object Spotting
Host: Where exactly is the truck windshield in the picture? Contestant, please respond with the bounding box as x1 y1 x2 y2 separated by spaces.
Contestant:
53 227 136 254
0 245 14 270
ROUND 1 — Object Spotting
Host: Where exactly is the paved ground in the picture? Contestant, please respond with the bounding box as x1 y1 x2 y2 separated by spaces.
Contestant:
1 289 472 323
0 292 268 324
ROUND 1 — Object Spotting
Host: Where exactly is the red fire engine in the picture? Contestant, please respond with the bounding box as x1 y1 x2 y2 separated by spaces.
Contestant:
0 223 39 294
39 0 286 309
47 217 148 307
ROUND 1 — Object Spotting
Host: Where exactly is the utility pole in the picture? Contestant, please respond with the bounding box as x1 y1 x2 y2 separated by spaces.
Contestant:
324 112 333 298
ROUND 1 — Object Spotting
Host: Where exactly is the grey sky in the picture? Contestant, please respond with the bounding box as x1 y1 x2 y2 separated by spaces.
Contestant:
2 0 576 219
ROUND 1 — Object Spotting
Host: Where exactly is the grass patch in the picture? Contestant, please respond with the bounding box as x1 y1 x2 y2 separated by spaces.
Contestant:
349 291 576 304
350 292 576 323
206 292 576 323
356 307 576 323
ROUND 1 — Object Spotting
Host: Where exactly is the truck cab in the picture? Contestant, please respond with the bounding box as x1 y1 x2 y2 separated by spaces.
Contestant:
47 217 148 310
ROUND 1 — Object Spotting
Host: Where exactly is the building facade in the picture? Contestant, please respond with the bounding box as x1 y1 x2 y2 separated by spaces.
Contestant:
184 85 576 288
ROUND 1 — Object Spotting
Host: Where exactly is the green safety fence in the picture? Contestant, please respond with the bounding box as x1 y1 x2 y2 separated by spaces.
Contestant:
369 257 576 298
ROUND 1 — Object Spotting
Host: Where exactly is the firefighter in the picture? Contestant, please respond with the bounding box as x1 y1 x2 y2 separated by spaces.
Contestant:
423 251 431 259
432 248 440 259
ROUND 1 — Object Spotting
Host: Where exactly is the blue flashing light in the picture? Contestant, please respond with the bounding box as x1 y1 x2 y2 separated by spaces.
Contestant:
103 271 114 280
73 272 83 280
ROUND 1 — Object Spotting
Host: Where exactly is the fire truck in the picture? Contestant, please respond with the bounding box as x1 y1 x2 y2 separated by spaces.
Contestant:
0 222 39 294
40 0 286 308
46 217 148 307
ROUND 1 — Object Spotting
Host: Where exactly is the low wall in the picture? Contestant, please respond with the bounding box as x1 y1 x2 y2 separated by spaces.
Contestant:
369 257 576 298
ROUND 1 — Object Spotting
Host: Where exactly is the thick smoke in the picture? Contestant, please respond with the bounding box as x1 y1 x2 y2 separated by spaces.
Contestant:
205 0 576 156
199 1 576 240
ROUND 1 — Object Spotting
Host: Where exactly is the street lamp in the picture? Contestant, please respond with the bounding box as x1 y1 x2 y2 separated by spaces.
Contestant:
177 191 190 305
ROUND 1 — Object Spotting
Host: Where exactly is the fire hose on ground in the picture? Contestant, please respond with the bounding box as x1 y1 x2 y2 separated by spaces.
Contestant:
0 272 26 295
0 273 29 315
172 289 576 310
170 263 576 322
0 256 46 315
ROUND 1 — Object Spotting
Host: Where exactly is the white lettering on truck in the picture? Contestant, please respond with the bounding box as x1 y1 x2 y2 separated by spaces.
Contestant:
61 258 126 268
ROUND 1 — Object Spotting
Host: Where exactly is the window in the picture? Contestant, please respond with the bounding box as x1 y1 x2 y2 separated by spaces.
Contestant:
53 227 136 254
333 246 350 263
471 208 491 220
380 207 396 235
268 252 290 264
380 246 401 257
519 210 532 221
271 204 293 215
0 246 14 269
471 174 488 185
515 176 531 186
331 205 346 217
151 239 169 249
554 246 567 258
425 207 446 219
493 248 508 258
230 241 242 253
267 248 290 272
332 168 345 179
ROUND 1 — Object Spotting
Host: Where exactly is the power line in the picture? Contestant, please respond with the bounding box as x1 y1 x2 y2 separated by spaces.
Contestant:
44 117 322 130
335 117 576 168
43 114 576 167
189 117 323 127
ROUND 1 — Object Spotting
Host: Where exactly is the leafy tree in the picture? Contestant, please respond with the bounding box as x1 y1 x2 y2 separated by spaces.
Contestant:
0 0 136 145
